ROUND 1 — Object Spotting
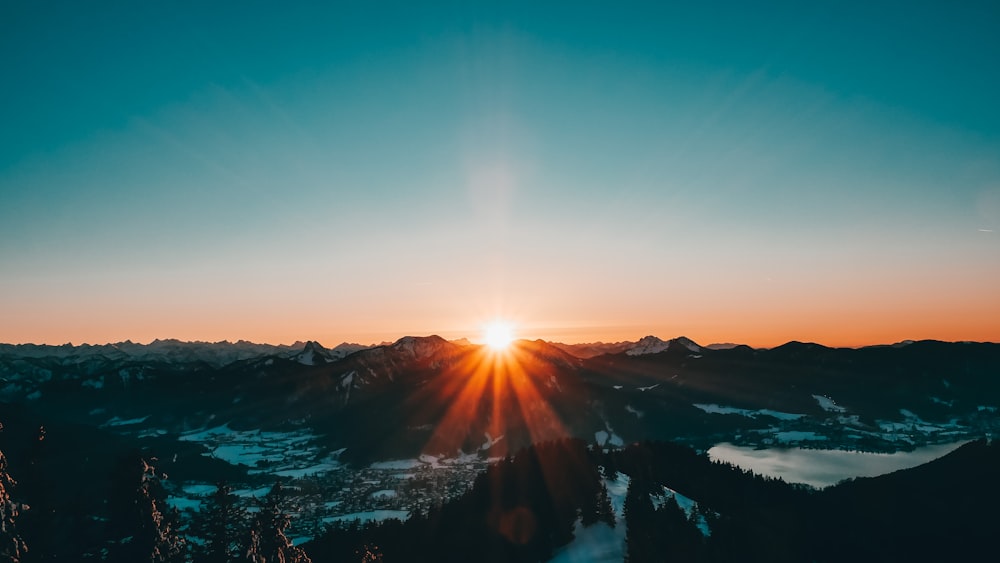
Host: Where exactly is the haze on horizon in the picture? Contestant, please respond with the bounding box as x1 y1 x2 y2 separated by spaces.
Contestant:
2 1 998 349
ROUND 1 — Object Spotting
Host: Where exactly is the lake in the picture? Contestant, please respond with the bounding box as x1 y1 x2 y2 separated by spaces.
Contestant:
707 441 968 488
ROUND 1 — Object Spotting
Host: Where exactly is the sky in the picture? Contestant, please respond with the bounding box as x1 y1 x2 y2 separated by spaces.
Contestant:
1 1 999 347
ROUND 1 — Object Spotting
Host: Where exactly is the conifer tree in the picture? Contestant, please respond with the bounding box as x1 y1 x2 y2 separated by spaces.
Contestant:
596 481 616 528
623 477 655 563
245 482 311 563
580 485 600 528
106 455 186 563
653 496 702 563
0 448 29 563
581 480 616 529
197 482 246 563
140 458 186 563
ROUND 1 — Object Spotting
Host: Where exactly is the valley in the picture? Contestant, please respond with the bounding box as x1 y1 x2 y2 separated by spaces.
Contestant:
2 336 999 559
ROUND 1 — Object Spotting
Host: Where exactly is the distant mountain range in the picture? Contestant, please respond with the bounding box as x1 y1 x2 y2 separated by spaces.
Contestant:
2 333 953 364
3 334 998 464
0 333 858 365
0 338 370 367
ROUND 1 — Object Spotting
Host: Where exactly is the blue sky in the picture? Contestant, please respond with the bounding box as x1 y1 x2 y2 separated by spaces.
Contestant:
2 1 998 345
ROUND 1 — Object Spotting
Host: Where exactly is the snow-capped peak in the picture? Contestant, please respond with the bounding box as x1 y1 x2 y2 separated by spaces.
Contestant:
625 336 670 356
389 335 454 360
625 336 702 356
292 341 330 366
672 336 702 353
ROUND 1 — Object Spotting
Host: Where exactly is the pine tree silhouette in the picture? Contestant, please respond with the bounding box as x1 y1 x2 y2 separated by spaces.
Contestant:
245 482 311 563
596 482 616 529
196 482 246 563
0 447 29 563
623 477 655 563
105 455 185 563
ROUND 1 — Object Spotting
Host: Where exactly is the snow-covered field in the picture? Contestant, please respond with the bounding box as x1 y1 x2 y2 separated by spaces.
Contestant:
813 394 847 413
322 510 409 525
178 424 341 477
164 438 500 547
694 403 805 421
550 472 630 563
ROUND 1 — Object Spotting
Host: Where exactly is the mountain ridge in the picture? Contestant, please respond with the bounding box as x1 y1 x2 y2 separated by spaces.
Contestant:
8 335 993 366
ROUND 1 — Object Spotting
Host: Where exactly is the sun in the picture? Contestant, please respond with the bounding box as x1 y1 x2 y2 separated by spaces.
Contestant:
483 321 515 351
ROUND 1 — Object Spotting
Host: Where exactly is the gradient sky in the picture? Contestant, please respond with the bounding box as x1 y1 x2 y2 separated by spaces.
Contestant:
2 1 999 347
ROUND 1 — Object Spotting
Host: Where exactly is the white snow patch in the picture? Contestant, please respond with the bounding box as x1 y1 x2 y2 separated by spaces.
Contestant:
271 462 342 478
165 496 202 512
340 371 355 388
178 424 336 475
550 520 622 563
102 415 150 427
322 510 409 525
594 430 623 447
480 432 505 451
441 451 480 466
297 349 315 366
625 405 644 418
626 336 671 356
813 395 846 413
232 487 272 498
878 410 957 435
418 454 441 466
637 383 660 392
340 371 356 403
651 486 712 536
774 431 828 443
211 444 275 466
694 404 805 421
603 473 630 520
595 430 609 446
549 375 562 392
369 459 423 470
182 484 219 496
837 415 862 426
369 490 397 500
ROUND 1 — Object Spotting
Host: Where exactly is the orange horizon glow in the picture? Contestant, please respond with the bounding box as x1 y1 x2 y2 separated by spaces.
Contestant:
1 295 998 350
1 321 999 350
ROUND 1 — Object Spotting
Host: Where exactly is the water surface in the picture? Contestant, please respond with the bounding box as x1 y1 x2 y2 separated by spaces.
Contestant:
707 441 967 488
